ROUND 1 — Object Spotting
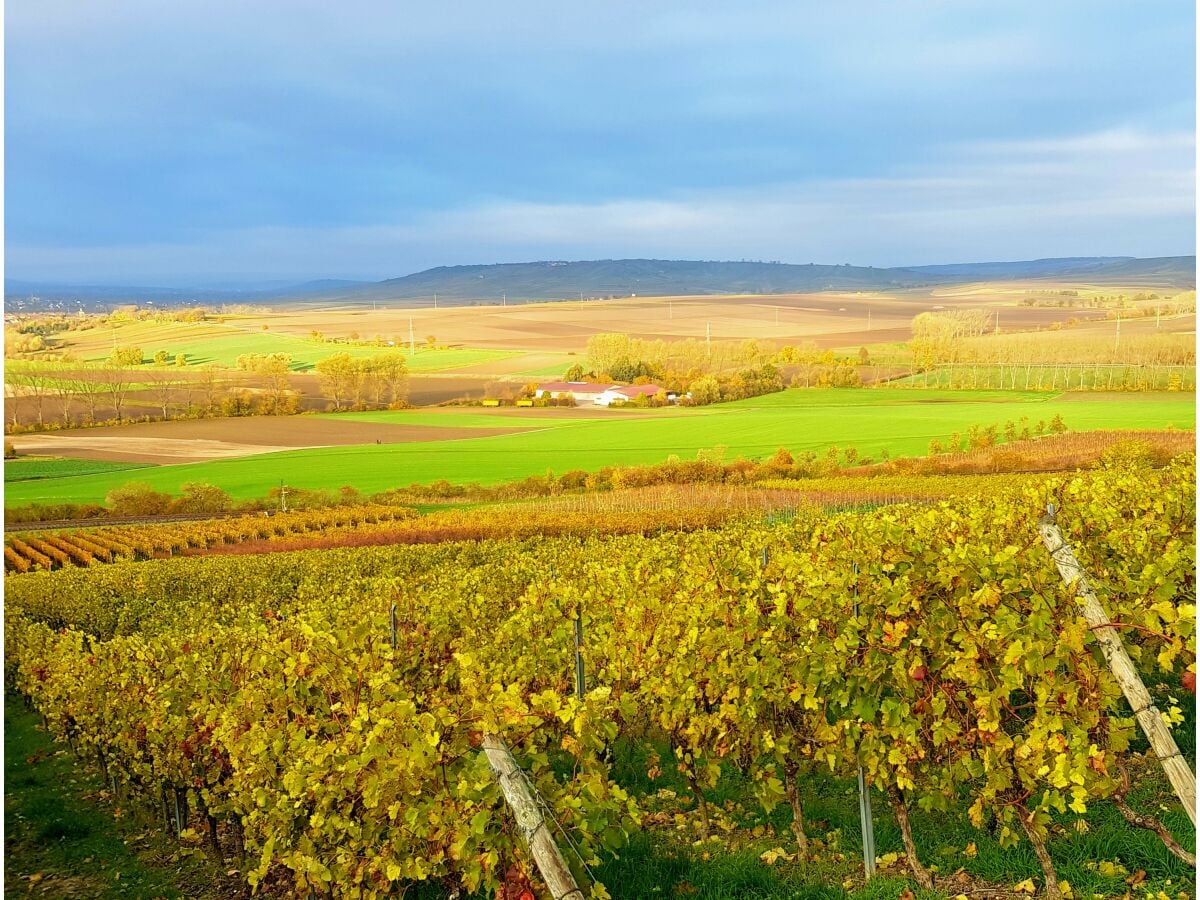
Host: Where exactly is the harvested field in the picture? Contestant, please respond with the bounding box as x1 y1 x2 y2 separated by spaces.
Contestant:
7 416 526 464
222 286 1126 353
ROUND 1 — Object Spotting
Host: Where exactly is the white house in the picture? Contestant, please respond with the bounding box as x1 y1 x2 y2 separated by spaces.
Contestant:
533 381 616 404
594 384 675 407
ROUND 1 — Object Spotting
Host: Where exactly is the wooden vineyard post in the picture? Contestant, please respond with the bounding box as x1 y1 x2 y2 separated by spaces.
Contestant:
481 733 585 900
1038 504 1197 826
573 614 585 701
851 562 878 878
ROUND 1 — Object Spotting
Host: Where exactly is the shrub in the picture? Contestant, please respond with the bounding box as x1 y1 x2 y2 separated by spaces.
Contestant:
172 482 233 515
106 481 173 517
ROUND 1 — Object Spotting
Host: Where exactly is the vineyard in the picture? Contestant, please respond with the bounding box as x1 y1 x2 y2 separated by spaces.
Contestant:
2 504 414 573
2 495 786 573
2 477 1044 574
5 458 1195 898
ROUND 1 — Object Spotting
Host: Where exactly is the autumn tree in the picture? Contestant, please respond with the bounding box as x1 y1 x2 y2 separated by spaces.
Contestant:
366 353 409 408
237 353 295 414
110 346 144 367
315 353 355 410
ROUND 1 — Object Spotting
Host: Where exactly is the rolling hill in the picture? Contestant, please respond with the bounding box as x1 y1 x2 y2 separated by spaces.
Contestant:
6 256 1194 311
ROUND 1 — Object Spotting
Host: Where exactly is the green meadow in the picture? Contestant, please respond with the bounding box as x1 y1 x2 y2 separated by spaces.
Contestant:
74 321 517 372
3 457 151 483
5 389 1193 507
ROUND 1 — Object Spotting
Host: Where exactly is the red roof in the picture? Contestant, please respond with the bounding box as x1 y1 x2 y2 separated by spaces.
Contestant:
612 384 665 398
536 381 614 394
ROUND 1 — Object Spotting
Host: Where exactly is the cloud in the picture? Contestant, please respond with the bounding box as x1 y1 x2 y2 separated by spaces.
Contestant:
6 3 1193 282
7 126 1192 283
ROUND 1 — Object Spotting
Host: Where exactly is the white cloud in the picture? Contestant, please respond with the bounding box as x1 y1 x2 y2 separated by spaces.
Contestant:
7 126 1193 283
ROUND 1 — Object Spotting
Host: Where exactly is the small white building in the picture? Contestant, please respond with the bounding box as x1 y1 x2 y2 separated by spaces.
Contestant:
533 381 616 405
594 384 676 407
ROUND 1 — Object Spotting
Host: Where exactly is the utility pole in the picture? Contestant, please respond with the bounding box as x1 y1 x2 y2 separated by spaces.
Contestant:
669 300 673 320
1115 311 1121 350
867 308 872 332
409 318 416 355
279 480 288 513
433 293 438 309
502 293 506 307
706 321 711 351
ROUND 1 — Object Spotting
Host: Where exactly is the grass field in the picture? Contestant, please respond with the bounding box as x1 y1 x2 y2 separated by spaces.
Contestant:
4 389 1193 506
64 320 520 372
4 457 151 483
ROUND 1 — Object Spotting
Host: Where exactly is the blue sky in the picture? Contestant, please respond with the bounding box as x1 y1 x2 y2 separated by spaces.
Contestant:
5 1 1195 286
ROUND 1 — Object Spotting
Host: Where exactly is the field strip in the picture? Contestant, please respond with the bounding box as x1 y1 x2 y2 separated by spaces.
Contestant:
7 435 297 463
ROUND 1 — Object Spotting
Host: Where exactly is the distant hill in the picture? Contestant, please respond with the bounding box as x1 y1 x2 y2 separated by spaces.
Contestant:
324 259 948 304
906 257 1135 278
6 256 1193 311
285 256 1197 305
906 255 1195 283
2 277 371 311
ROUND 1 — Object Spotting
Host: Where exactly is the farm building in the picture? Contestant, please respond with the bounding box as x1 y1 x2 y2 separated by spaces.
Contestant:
533 381 617 404
595 384 676 406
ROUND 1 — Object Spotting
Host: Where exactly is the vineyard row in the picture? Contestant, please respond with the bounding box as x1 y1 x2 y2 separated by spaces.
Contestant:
5 459 1195 898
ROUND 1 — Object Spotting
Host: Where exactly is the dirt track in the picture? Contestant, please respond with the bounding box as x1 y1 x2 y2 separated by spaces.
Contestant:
8 417 522 464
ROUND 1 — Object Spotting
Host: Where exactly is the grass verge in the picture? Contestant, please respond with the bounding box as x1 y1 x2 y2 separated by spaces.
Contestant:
4 693 240 899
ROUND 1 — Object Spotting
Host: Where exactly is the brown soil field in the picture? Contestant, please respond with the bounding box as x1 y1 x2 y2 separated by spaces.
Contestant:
7 416 524 464
239 284 1127 353
2 372 501 426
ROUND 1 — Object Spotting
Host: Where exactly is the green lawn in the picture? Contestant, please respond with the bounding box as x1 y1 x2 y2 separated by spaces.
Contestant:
4 389 1193 506
4 457 152 483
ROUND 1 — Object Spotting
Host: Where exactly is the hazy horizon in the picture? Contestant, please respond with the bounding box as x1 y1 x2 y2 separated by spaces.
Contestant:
7 253 1196 295
6 2 1195 286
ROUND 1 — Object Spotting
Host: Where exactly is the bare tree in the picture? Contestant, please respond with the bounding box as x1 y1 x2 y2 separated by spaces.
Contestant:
71 366 108 425
4 375 21 428
197 365 224 415
53 379 77 426
99 362 134 421
145 369 182 419
6 364 55 428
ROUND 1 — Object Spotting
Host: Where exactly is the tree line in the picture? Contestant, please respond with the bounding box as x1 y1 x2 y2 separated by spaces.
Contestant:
4 349 409 432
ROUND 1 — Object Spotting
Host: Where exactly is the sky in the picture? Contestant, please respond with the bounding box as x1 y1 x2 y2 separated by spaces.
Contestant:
4 1 1196 287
